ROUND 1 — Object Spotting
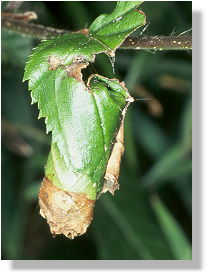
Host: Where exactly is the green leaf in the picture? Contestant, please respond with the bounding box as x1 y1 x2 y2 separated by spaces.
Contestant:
24 33 111 169
151 196 192 259
89 1 145 50
24 2 146 200
24 33 107 90
43 74 131 199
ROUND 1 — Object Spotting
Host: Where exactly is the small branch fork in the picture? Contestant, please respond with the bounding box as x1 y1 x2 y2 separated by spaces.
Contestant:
1 10 192 51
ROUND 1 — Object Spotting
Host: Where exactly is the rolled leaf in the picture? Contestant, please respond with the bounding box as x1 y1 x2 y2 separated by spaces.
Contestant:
24 1 145 238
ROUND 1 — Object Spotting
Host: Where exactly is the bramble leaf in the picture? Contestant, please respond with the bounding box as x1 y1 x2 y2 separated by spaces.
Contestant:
24 2 145 192
24 1 146 238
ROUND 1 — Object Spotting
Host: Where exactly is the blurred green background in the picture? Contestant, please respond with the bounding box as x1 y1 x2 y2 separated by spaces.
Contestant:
1 1 192 260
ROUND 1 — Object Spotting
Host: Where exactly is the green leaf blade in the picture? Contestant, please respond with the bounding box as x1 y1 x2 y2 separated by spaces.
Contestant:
89 1 145 50
23 33 110 90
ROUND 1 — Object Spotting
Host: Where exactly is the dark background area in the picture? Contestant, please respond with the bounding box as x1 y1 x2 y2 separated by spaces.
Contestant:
1 1 192 260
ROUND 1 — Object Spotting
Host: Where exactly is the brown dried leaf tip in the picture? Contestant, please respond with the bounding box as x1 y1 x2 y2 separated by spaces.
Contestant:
39 178 95 239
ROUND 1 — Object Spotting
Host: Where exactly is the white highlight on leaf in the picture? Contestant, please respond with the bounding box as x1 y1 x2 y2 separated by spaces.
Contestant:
115 16 122 22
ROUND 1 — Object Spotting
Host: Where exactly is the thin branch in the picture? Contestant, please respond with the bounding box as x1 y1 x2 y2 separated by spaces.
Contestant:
2 17 70 39
122 36 192 51
1 15 192 51
2 1 23 13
